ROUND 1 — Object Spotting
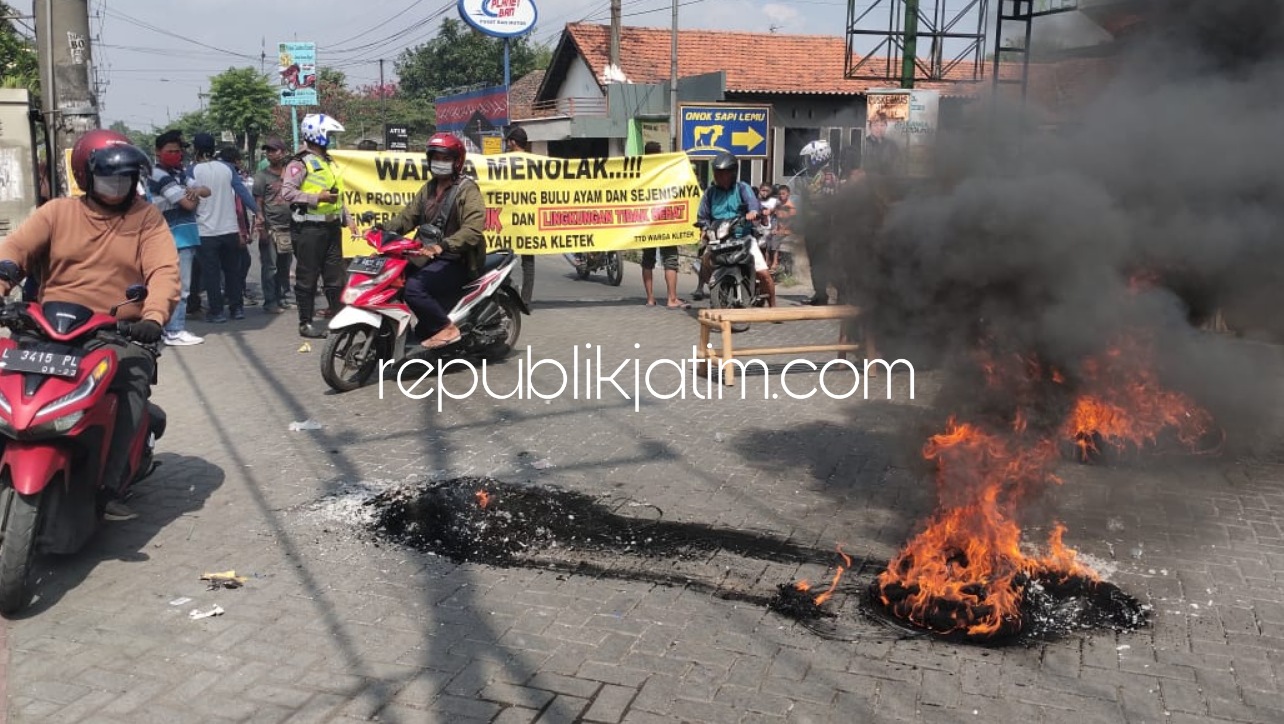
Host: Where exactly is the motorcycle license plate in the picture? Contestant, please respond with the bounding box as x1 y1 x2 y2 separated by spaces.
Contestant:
348 256 386 275
0 345 82 378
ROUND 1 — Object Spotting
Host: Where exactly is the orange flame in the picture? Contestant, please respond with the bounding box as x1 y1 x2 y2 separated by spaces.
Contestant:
813 547 853 606
475 490 491 510
878 337 1217 639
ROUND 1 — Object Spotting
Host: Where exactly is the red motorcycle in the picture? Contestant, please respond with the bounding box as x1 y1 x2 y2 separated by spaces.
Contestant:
0 262 165 614
321 214 526 392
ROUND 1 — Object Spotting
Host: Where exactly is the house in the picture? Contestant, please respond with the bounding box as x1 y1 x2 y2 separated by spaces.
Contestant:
513 23 1005 184
514 19 1144 183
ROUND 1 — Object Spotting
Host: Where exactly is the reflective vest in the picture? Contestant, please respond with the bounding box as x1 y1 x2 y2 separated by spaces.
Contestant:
297 153 342 217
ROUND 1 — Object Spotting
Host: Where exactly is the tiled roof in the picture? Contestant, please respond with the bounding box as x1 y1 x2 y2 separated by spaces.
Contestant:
561 22 1016 97
506 69 545 119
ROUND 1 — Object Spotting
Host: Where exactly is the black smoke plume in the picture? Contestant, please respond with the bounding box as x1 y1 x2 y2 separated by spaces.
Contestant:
811 0 1284 452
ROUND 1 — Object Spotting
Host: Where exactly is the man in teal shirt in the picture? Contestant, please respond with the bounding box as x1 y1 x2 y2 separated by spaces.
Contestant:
692 152 775 307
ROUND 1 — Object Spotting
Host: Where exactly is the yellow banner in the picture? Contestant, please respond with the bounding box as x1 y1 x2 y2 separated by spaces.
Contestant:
331 150 702 258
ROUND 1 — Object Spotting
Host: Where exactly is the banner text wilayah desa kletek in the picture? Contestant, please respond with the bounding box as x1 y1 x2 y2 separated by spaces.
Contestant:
329 150 704 258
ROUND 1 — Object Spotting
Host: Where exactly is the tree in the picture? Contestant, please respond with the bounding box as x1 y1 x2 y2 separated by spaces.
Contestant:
207 67 276 155
108 120 154 152
396 18 548 100
0 2 40 103
167 108 215 141
270 67 435 151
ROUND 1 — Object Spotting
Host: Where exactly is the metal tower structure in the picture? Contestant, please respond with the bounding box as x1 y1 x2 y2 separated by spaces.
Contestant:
846 0 992 86
845 0 1079 95
990 0 1081 99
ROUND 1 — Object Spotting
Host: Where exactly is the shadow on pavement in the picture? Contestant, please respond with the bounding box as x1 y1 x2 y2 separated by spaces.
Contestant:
15 453 224 618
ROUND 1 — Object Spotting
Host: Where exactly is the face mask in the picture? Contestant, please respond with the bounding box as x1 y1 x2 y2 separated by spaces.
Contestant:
93 174 134 198
159 150 183 168
430 160 454 177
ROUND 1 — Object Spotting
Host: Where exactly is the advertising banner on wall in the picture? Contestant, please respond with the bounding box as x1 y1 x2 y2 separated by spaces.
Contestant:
864 89 939 178
434 86 510 132
330 150 701 258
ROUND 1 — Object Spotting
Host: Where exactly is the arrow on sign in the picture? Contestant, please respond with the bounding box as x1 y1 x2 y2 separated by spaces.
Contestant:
732 127 764 151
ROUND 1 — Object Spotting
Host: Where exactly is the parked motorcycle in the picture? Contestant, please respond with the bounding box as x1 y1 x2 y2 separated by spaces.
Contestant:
321 216 529 392
0 262 166 615
697 215 767 332
565 251 623 286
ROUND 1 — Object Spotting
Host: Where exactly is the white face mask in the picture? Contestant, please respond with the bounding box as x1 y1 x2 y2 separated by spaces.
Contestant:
430 160 454 177
93 174 134 199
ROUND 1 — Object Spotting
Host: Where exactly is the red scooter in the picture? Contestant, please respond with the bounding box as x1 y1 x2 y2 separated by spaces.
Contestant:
0 262 166 615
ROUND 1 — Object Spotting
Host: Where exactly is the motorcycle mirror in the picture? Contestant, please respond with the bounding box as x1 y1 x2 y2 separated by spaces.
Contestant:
0 260 21 285
359 211 376 224
109 284 148 317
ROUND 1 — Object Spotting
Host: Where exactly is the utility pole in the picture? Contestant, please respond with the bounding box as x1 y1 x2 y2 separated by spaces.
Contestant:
609 0 621 70
379 59 386 134
669 0 678 153
35 0 100 194
900 0 919 89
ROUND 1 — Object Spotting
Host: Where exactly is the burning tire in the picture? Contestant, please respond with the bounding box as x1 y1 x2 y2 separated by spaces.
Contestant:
0 484 43 616
321 325 380 392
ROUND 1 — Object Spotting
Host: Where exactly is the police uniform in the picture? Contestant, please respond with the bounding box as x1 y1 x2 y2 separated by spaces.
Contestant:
280 150 349 327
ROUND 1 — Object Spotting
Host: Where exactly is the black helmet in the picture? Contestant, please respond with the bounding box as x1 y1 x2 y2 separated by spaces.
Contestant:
87 141 152 180
712 152 738 171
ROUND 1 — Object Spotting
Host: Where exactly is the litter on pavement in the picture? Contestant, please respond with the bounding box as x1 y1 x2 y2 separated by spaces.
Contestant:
189 605 224 620
201 570 248 589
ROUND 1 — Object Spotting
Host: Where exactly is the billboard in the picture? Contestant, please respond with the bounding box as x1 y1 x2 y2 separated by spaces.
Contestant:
277 42 317 106
434 86 509 132
457 0 538 38
863 89 938 178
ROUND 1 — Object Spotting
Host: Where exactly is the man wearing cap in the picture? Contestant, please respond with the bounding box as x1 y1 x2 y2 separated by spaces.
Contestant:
148 129 209 345
253 137 294 314
505 126 536 307
191 132 259 323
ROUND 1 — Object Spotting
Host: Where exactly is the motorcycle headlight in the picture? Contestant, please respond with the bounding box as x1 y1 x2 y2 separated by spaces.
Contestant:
36 358 110 421
29 409 83 437
342 267 399 304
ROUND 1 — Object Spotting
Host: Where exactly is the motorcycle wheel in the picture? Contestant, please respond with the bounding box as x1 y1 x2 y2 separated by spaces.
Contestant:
481 295 522 360
0 484 42 615
605 252 623 286
713 278 750 333
576 256 591 280
321 325 380 392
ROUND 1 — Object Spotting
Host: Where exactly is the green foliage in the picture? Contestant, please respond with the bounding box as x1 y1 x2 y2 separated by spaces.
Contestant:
270 67 435 152
0 3 39 103
207 67 276 150
108 120 155 151
396 18 548 100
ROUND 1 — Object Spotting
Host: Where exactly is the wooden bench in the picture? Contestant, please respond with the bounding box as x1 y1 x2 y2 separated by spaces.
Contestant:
696 305 862 386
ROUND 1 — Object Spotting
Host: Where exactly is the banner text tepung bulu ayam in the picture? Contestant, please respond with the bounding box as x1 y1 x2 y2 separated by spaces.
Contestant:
331 151 703 258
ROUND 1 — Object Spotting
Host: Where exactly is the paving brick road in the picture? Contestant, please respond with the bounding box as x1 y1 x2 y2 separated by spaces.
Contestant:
4 253 1284 723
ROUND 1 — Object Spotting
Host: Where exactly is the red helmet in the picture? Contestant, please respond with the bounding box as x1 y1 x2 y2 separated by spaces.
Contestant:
426 132 466 175
70 128 137 191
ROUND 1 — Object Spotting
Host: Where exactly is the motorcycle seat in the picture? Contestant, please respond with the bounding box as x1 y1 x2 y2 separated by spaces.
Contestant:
481 252 512 275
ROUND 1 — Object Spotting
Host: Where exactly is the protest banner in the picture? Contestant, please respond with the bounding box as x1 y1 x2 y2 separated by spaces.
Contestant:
330 150 703 258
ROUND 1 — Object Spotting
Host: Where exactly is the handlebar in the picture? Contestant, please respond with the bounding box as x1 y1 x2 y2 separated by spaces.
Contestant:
0 301 158 357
